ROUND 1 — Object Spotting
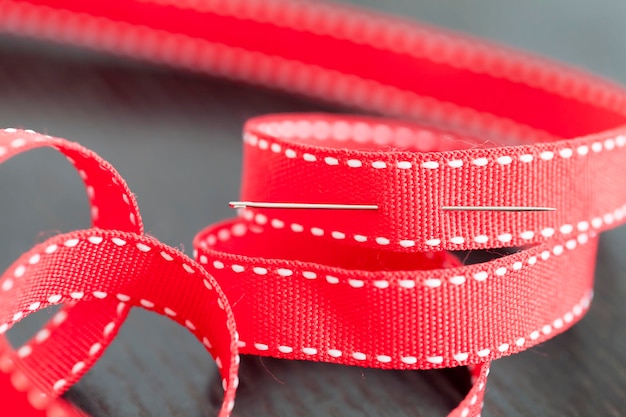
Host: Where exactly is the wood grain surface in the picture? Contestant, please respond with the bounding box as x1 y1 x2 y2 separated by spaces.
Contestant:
1 1 625 416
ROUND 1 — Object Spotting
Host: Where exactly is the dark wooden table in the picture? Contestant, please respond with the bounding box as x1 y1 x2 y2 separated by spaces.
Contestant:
1 1 624 416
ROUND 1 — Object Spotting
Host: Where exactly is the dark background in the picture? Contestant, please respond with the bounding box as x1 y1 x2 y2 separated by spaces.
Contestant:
1 0 625 416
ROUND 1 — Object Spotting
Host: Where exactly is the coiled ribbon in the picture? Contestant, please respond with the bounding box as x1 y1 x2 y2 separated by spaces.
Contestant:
0 0 625 416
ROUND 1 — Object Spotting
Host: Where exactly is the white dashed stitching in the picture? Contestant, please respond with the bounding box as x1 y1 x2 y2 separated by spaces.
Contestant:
238 290 591 364
244 131 626 171
232 204 626 248
202 228 594 288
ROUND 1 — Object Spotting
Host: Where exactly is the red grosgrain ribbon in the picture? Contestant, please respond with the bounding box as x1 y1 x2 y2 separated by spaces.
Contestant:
0 0 624 416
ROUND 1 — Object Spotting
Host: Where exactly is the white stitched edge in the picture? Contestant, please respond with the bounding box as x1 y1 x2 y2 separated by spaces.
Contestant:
238 291 591 364
202 223 597 288
10 235 210 281
1 300 238 398
242 130 626 244
227 204 626 249
0 274 237 396
244 130 626 171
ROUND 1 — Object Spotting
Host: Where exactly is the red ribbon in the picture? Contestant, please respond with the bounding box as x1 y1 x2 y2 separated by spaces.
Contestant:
0 1 624 416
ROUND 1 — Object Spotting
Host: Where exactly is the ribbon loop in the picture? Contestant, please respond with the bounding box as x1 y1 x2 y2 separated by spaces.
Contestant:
0 129 142 401
1 229 240 417
0 130 238 416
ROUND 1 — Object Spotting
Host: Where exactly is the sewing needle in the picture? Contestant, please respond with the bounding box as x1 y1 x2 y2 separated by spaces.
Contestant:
229 202 556 212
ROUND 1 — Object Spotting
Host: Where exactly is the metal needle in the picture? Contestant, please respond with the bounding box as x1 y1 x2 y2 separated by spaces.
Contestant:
441 206 556 212
229 201 379 210
229 201 556 212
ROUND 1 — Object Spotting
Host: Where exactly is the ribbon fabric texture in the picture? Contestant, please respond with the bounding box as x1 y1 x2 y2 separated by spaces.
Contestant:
0 0 625 416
